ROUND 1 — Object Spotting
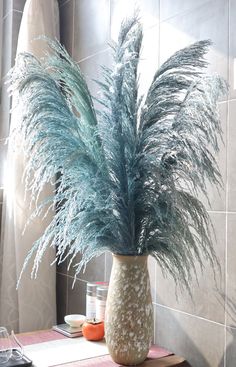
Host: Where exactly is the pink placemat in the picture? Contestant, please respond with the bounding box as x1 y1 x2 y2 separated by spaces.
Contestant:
55 345 173 367
148 345 173 359
17 330 67 346
17 330 173 366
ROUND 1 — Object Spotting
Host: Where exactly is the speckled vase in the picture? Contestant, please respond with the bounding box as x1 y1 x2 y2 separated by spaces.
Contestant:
105 254 153 366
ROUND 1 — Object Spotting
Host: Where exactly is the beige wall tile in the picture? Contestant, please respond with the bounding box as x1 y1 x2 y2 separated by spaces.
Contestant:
67 277 87 316
226 326 236 366
57 256 68 276
58 0 70 7
154 304 225 367
226 213 236 327
0 188 3 203
110 0 159 42
198 101 227 211
1 12 13 78
0 139 7 186
73 0 110 61
138 24 159 98
56 273 68 323
1 10 23 78
159 0 229 95
68 253 105 283
105 252 112 282
0 80 11 139
228 100 236 211
160 0 209 22
155 213 226 324
229 0 236 99
13 0 25 12
11 11 22 63
59 0 74 56
78 48 113 110
148 255 156 303
3 0 12 18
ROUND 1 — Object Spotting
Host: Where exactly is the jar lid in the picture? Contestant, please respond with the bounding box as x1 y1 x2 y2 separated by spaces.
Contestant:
87 282 97 296
96 286 108 300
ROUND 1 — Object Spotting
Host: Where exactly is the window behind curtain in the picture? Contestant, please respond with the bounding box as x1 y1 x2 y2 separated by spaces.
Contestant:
0 1 3 188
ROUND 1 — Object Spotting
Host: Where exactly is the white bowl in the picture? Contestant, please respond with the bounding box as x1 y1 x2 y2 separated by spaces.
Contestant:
64 314 86 328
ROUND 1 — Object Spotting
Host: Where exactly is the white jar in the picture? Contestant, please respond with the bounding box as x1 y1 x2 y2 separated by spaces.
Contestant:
86 283 97 319
96 286 108 321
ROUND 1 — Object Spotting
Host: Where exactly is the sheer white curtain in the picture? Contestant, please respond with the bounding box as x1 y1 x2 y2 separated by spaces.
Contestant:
0 0 59 332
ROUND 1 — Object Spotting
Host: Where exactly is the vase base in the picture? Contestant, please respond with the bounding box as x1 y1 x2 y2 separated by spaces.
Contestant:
111 357 146 366
109 349 148 366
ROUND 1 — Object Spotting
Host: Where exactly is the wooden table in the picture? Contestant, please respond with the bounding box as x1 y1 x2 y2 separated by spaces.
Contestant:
59 354 191 366
17 330 191 367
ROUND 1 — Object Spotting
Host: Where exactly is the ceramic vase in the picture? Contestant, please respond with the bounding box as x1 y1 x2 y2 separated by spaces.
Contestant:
105 254 153 366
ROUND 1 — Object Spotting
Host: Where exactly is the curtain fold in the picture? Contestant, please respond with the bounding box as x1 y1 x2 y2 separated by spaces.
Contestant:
0 0 59 333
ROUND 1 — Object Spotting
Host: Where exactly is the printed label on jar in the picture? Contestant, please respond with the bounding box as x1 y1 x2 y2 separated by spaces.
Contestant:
96 299 106 321
86 295 96 319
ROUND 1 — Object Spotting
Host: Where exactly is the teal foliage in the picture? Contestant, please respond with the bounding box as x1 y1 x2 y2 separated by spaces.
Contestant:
9 15 227 288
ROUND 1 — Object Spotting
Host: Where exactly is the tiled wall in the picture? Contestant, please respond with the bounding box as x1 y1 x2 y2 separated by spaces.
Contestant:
1 0 235 366
58 1 236 366
57 0 112 322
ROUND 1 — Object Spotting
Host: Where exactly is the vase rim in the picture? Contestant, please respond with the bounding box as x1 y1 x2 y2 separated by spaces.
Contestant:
112 253 148 257
112 253 148 261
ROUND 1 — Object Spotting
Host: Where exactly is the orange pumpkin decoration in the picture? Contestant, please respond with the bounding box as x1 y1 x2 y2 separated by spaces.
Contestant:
82 318 105 341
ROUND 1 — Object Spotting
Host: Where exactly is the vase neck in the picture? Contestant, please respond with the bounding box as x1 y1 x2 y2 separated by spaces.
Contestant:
112 254 148 266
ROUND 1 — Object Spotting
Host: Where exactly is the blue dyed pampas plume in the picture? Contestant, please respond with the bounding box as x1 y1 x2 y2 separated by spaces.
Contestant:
9 14 227 289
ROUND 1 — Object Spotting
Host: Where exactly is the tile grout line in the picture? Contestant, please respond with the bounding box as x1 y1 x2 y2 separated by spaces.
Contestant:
64 272 88 283
159 1 213 25
59 0 71 8
226 324 236 330
3 8 22 21
153 302 226 327
12 9 22 15
57 271 89 284
227 97 236 102
3 9 12 21
57 271 69 277
78 47 111 65
207 210 236 214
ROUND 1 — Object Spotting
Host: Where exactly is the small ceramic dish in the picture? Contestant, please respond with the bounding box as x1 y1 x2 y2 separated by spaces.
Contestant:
64 314 86 328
